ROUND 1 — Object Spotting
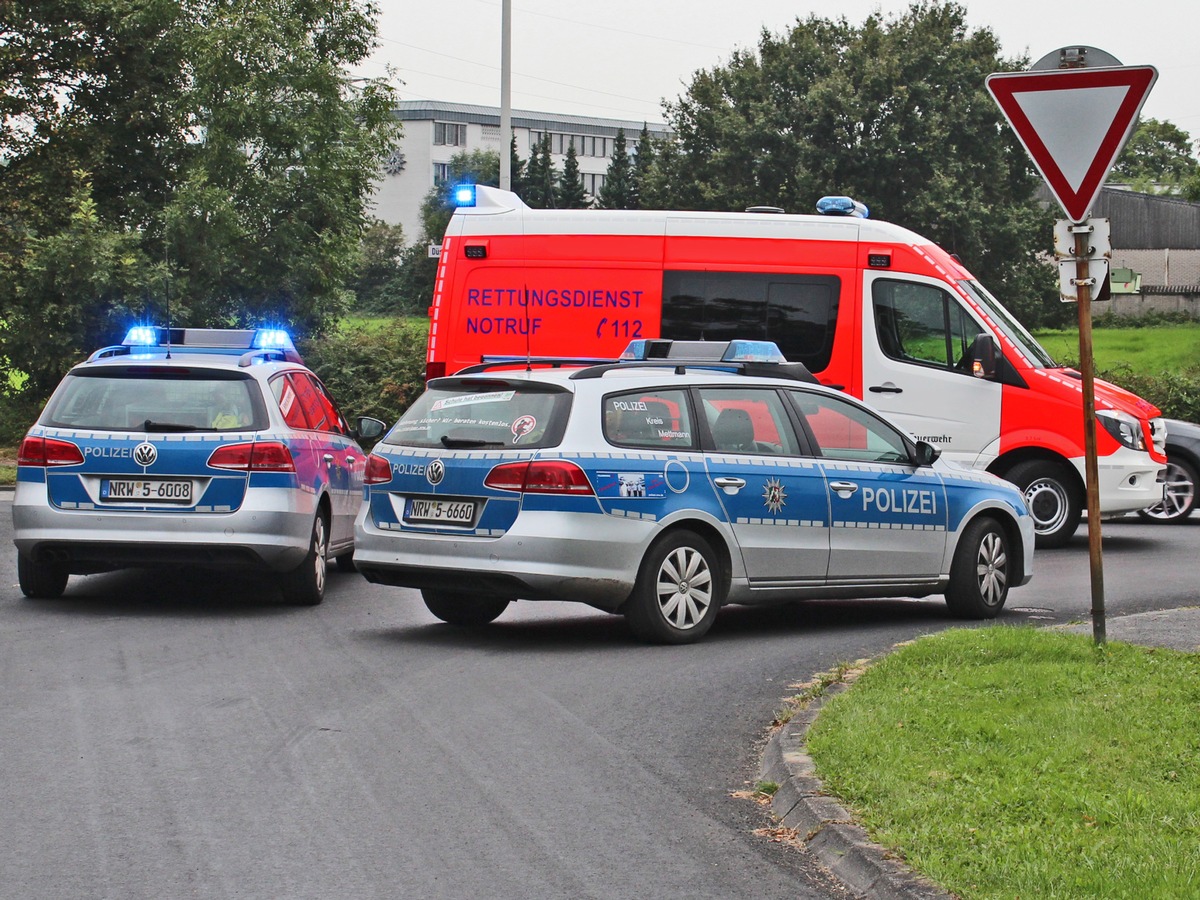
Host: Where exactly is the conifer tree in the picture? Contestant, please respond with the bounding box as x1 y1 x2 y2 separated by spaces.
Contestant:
597 128 634 209
558 141 590 208
630 125 657 209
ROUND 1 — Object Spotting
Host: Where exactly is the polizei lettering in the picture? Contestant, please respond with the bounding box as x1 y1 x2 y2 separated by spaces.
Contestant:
84 446 132 458
861 487 937 515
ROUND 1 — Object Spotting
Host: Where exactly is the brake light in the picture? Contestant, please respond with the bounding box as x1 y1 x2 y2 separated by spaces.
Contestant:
18 436 84 467
425 361 446 381
207 441 296 472
364 454 393 484
484 460 594 494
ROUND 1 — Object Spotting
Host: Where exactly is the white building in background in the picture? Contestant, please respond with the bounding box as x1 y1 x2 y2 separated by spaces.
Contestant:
369 100 671 242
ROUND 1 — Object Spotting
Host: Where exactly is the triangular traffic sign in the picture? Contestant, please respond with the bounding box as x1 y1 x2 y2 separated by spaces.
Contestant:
986 66 1157 222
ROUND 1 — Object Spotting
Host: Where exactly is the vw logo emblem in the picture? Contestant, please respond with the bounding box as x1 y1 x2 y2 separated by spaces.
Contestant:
426 458 445 486
133 442 158 467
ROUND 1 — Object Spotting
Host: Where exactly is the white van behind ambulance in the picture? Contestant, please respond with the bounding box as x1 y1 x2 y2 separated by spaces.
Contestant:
424 186 1166 547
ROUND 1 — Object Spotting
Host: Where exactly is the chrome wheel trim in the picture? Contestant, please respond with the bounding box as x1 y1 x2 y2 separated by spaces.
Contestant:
975 530 1008 608
1143 461 1195 521
655 546 713 630
313 517 328 598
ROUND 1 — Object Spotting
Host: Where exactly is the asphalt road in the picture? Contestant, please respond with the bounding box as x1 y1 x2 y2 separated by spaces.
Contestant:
3 499 1195 900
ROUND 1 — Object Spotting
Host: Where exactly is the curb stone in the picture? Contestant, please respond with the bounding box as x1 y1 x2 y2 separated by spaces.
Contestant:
759 680 953 900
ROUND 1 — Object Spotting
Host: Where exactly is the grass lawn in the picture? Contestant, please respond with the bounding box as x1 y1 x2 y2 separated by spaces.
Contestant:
804 626 1200 898
1033 324 1200 376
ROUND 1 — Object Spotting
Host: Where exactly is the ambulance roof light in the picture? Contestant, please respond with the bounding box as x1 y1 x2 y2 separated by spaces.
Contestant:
453 184 477 207
816 195 869 218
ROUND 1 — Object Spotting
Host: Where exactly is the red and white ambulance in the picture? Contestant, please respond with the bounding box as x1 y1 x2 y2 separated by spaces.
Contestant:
424 186 1166 546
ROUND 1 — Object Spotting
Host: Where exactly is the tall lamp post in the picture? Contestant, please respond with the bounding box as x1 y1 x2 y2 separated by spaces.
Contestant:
499 0 512 191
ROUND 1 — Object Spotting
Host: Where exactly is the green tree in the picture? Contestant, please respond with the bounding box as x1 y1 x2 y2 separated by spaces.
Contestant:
644 1 1059 326
630 124 657 209
597 127 634 209
558 141 590 208
523 133 557 208
1112 118 1200 194
0 0 399 406
350 219 406 314
508 130 527 196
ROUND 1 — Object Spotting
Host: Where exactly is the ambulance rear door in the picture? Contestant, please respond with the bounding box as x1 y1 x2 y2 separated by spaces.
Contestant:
860 272 1001 468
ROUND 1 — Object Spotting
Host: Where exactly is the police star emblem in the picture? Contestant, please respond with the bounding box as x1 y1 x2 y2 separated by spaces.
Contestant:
762 477 787 514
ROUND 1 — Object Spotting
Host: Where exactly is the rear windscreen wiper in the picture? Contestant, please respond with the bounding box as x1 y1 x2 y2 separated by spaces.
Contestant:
439 435 505 449
142 419 199 433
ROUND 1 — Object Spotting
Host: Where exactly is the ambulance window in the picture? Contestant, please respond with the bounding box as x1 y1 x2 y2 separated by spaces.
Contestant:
604 389 694 449
661 272 840 373
872 280 979 372
695 388 799 456
788 391 911 464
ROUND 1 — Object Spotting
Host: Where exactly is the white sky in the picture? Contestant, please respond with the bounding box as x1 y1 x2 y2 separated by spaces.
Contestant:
354 0 1200 142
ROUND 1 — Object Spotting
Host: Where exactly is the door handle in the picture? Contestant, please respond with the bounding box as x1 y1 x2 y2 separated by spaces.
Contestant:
346 456 356 464
713 476 746 492
323 453 334 462
868 383 903 394
829 481 859 496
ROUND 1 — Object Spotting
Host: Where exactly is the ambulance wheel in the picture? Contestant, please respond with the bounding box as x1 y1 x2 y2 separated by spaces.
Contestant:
18 552 69 599
422 590 510 627
281 513 328 606
1137 456 1197 523
626 530 722 644
945 517 1010 619
1008 460 1081 549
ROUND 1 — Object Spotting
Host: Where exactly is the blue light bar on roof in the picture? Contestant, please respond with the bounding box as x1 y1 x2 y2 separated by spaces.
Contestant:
620 339 788 363
252 328 295 352
453 184 477 207
124 326 160 346
816 195 869 218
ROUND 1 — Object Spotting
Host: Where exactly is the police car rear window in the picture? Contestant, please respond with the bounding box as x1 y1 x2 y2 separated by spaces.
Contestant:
41 371 264 432
385 382 570 449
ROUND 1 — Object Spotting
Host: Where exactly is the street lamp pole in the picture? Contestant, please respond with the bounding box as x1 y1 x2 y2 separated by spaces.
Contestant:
499 0 512 191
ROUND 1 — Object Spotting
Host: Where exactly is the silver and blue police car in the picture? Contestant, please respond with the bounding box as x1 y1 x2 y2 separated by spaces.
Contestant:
354 340 1035 644
12 327 386 604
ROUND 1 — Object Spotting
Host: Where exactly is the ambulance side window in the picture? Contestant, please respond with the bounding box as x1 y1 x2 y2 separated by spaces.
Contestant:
872 280 978 371
788 391 911 464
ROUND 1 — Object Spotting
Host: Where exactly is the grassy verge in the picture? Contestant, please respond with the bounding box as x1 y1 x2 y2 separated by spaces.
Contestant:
0 447 14 486
1033 324 1200 375
804 626 1200 899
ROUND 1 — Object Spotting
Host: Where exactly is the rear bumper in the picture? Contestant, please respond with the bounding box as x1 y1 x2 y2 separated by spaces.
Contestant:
12 481 315 574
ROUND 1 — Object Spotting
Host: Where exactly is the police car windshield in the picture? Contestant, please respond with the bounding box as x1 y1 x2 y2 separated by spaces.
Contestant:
959 280 1059 368
385 381 570 450
41 371 262 432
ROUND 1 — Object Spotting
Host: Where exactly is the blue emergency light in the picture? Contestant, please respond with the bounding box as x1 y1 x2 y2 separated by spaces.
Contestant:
816 195 869 218
123 326 161 346
453 184 477 207
251 328 294 351
621 339 787 364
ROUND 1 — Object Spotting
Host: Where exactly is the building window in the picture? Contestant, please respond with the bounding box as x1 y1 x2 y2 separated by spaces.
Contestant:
481 124 500 142
584 173 606 196
434 122 466 146
433 163 451 183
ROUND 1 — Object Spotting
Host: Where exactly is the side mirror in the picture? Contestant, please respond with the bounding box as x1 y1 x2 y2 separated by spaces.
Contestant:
970 333 998 379
355 416 387 442
913 440 941 467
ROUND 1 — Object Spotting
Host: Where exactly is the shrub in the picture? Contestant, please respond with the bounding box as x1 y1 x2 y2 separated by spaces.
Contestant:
1099 365 1200 423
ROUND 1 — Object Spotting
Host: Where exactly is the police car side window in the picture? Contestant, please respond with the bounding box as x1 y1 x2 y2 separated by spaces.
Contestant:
604 390 694 449
789 391 911 464
695 389 799 455
271 374 312 430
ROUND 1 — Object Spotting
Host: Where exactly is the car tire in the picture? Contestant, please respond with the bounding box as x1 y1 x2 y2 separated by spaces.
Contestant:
281 513 328 606
945 516 1010 619
421 589 510 627
625 530 723 644
1007 459 1081 549
334 551 357 573
17 552 69 599
1137 455 1197 524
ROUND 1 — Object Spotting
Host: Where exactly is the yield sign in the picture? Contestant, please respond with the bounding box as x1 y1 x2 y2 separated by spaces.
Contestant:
986 66 1157 222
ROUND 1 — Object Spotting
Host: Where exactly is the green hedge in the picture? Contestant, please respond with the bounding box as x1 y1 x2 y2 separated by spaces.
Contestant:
1098 365 1200 423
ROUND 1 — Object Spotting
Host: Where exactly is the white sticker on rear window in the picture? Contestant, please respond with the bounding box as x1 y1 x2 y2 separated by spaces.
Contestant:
431 391 515 411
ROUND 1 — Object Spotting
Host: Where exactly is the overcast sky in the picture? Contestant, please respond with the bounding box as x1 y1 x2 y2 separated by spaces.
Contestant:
354 0 1199 140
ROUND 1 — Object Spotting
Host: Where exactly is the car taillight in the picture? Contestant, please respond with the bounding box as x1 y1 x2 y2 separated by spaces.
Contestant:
425 361 446 381
17 435 84 467
207 441 296 472
484 460 594 494
364 454 393 485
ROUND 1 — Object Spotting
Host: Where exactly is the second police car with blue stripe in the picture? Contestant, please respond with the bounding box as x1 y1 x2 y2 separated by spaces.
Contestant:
12 327 386 605
354 340 1035 643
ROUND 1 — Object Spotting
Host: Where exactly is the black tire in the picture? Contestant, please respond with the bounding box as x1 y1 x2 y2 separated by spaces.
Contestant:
421 589 509 627
334 551 357 573
281 513 328 606
17 552 69 599
625 530 723 644
1138 455 1197 524
945 517 1010 619
1007 459 1082 549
